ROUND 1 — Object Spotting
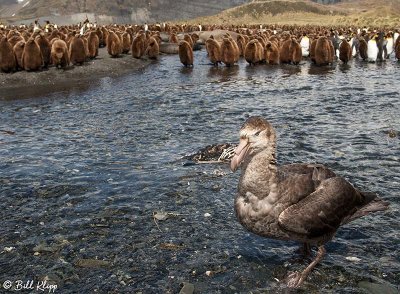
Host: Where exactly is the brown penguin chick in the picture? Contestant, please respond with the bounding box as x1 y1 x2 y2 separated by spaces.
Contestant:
95 28 104 48
221 37 239 67
121 32 131 54
6 30 19 39
395 33 400 50
107 31 122 57
256 36 267 49
82 36 90 59
243 34 250 46
265 41 280 65
314 36 331 66
0 36 17 72
21 37 42 71
205 35 213 54
328 39 335 64
6 30 20 44
125 27 134 38
269 35 279 47
236 34 247 57
183 34 194 48
48 29 61 43
178 40 193 67
190 33 199 44
279 36 292 64
244 39 264 65
395 35 400 60
13 40 25 70
8 34 24 48
359 37 368 61
87 31 99 59
152 34 162 46
131 32 146 59
230 36 240 61
69 35 86 65
145 37 159 59
309 37 318 63
35 33 51 68
51 39 69 69
290 38 302 65
20 31 30 42
339 39 352 64
230 116 389 288
205 37 221 66
169 32 178 43
100 27 109 47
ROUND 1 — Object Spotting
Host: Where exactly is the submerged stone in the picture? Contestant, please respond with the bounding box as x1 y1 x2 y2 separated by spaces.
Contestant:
358 281 398 294
179 282 194 294
75 258 110 268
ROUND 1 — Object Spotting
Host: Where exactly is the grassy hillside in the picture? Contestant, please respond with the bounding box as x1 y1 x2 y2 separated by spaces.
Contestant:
190 0 400 26
334 0 400 26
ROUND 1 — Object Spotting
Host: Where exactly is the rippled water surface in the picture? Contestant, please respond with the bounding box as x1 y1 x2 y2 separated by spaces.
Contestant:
1 50 399 293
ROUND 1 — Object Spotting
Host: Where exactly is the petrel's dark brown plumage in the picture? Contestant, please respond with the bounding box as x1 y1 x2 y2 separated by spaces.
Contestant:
231 116 389 288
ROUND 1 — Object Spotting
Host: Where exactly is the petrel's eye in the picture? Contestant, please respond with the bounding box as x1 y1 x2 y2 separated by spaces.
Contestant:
254 130 261 136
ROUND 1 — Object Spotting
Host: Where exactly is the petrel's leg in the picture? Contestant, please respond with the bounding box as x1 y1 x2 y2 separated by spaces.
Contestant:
296 242 312 257
286 245 326 288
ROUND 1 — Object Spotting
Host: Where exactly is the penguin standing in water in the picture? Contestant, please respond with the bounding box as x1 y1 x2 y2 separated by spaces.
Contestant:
300 34 310 57
339 38 352 64
350 33 359 58
367 34 379 62
394 30 399 47
385 32 394 59
330 30 341 58
375 32 385 62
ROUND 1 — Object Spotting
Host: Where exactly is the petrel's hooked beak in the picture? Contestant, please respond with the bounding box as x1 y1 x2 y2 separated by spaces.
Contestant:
230 138 250 172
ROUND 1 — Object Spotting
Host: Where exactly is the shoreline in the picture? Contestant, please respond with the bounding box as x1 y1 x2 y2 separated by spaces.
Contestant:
0 47 152 100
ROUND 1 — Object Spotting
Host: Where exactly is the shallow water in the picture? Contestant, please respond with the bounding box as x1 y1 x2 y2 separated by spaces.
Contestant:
0 50 399 293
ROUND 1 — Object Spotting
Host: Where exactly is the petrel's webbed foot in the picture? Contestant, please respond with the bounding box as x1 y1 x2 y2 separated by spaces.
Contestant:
286 271 306 288
286 245 326 288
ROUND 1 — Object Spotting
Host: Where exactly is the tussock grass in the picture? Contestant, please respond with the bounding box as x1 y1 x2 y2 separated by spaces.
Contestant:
188 0 400 27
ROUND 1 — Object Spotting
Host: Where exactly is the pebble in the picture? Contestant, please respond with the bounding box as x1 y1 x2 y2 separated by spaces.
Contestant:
334 150 345 157
33 243 58 253
388 129 397 138
358 281 398 294
179 282 194 294
75 258 110 268
153 211 168 221
4 246 15 252
345 256 361 262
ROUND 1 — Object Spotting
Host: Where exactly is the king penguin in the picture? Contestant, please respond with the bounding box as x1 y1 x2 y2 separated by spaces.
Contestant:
300 35 310 57
367 35 378 62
